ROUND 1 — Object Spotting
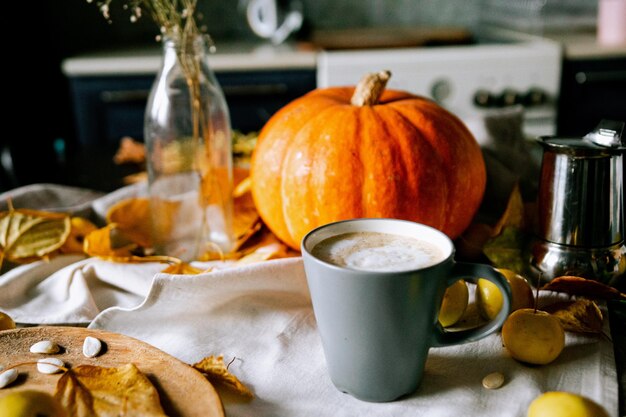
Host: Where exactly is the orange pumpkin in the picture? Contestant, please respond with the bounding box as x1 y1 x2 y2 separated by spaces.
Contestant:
250 71 486 250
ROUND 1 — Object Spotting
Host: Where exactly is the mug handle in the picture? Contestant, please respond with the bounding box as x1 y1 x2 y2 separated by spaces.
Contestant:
431 262 512 347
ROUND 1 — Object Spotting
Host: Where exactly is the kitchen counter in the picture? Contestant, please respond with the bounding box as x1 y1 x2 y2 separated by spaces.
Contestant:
62 40 317 76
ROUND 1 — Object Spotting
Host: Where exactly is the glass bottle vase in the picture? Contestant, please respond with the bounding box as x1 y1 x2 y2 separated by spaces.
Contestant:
144 35 234 261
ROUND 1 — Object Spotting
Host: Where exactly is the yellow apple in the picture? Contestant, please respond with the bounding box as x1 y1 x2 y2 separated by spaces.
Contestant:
0 312 16 331
501 308 565 365
476 269 534 320
0 390 66 417
527 391 610 417
438 279 469 327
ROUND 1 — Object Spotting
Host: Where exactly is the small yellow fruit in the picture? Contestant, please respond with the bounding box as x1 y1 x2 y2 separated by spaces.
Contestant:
476 269 534 320
502 308 565 365
0 390 66 417
0 311 16 331
438 279 469 327
527 391 610 417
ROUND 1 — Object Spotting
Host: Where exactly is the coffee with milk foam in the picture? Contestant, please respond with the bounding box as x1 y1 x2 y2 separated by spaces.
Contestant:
311 231 445 272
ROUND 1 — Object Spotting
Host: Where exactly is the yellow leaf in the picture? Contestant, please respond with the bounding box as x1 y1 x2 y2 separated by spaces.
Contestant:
83 224 137 258
544 299 604 334
233 198 260 242
59 217 99 254
0 207 70 263
193 355 253 399
236 242 288 265
54 364 167 417
161 262 204 275
105 198 152 248
233 176 252 198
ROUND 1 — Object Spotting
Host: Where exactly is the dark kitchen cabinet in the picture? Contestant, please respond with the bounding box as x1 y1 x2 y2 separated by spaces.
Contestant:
557 56 626 136
65 69 316 191
68 69 316 146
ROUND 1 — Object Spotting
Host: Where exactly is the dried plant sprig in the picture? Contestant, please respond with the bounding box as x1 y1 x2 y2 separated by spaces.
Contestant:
88 0 208 47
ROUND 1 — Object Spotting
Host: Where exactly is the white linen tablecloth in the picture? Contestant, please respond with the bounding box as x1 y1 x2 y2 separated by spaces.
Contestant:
0 255 618 417
0 110 618 415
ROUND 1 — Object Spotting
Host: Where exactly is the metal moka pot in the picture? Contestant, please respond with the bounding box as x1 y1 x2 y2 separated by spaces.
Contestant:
531 120 625 290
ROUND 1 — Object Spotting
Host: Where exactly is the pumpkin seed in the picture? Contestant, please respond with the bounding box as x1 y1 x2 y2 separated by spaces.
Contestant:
0 369 18 388
82 336 102 358
30 340 60 354
37 358 64 374
482 372 505 389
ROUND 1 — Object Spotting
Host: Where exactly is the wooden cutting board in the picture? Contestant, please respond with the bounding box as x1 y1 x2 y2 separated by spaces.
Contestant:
0 327 224 417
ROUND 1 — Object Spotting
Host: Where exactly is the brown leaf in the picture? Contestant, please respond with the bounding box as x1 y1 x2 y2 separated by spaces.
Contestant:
54 364 167 417
541 276 626 301
193 355 253 398
543 299 604 333
492 183 524 236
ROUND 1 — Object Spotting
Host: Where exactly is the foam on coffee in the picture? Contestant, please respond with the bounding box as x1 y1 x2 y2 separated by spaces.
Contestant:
311 231 445 272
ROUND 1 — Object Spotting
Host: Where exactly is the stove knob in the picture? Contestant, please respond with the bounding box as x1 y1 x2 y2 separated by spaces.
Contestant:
473 89 496 107
430 79 452 104
524 87 549 106
498 89 523 107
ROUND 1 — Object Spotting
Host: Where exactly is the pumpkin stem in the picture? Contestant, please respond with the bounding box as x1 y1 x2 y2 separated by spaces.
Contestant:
350 70 392 106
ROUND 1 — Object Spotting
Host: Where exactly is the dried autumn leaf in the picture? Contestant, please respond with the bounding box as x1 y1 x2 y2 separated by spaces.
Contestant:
106 198 152 248
83 224 137 258
233 176 252 198
113 136 146 165
541 276 626 300
483 226 529 276
55 364 167 417
123 171 148 185
59 217 98 254
161 262 204 275
543 299 604 333
193 355 253 398
233 194 260 241
232 221 263 253
0 207 71 263
492 183 525 236
237 242 288 265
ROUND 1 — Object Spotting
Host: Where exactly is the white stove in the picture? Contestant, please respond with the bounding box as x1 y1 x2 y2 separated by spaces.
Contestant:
317 27 562 139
